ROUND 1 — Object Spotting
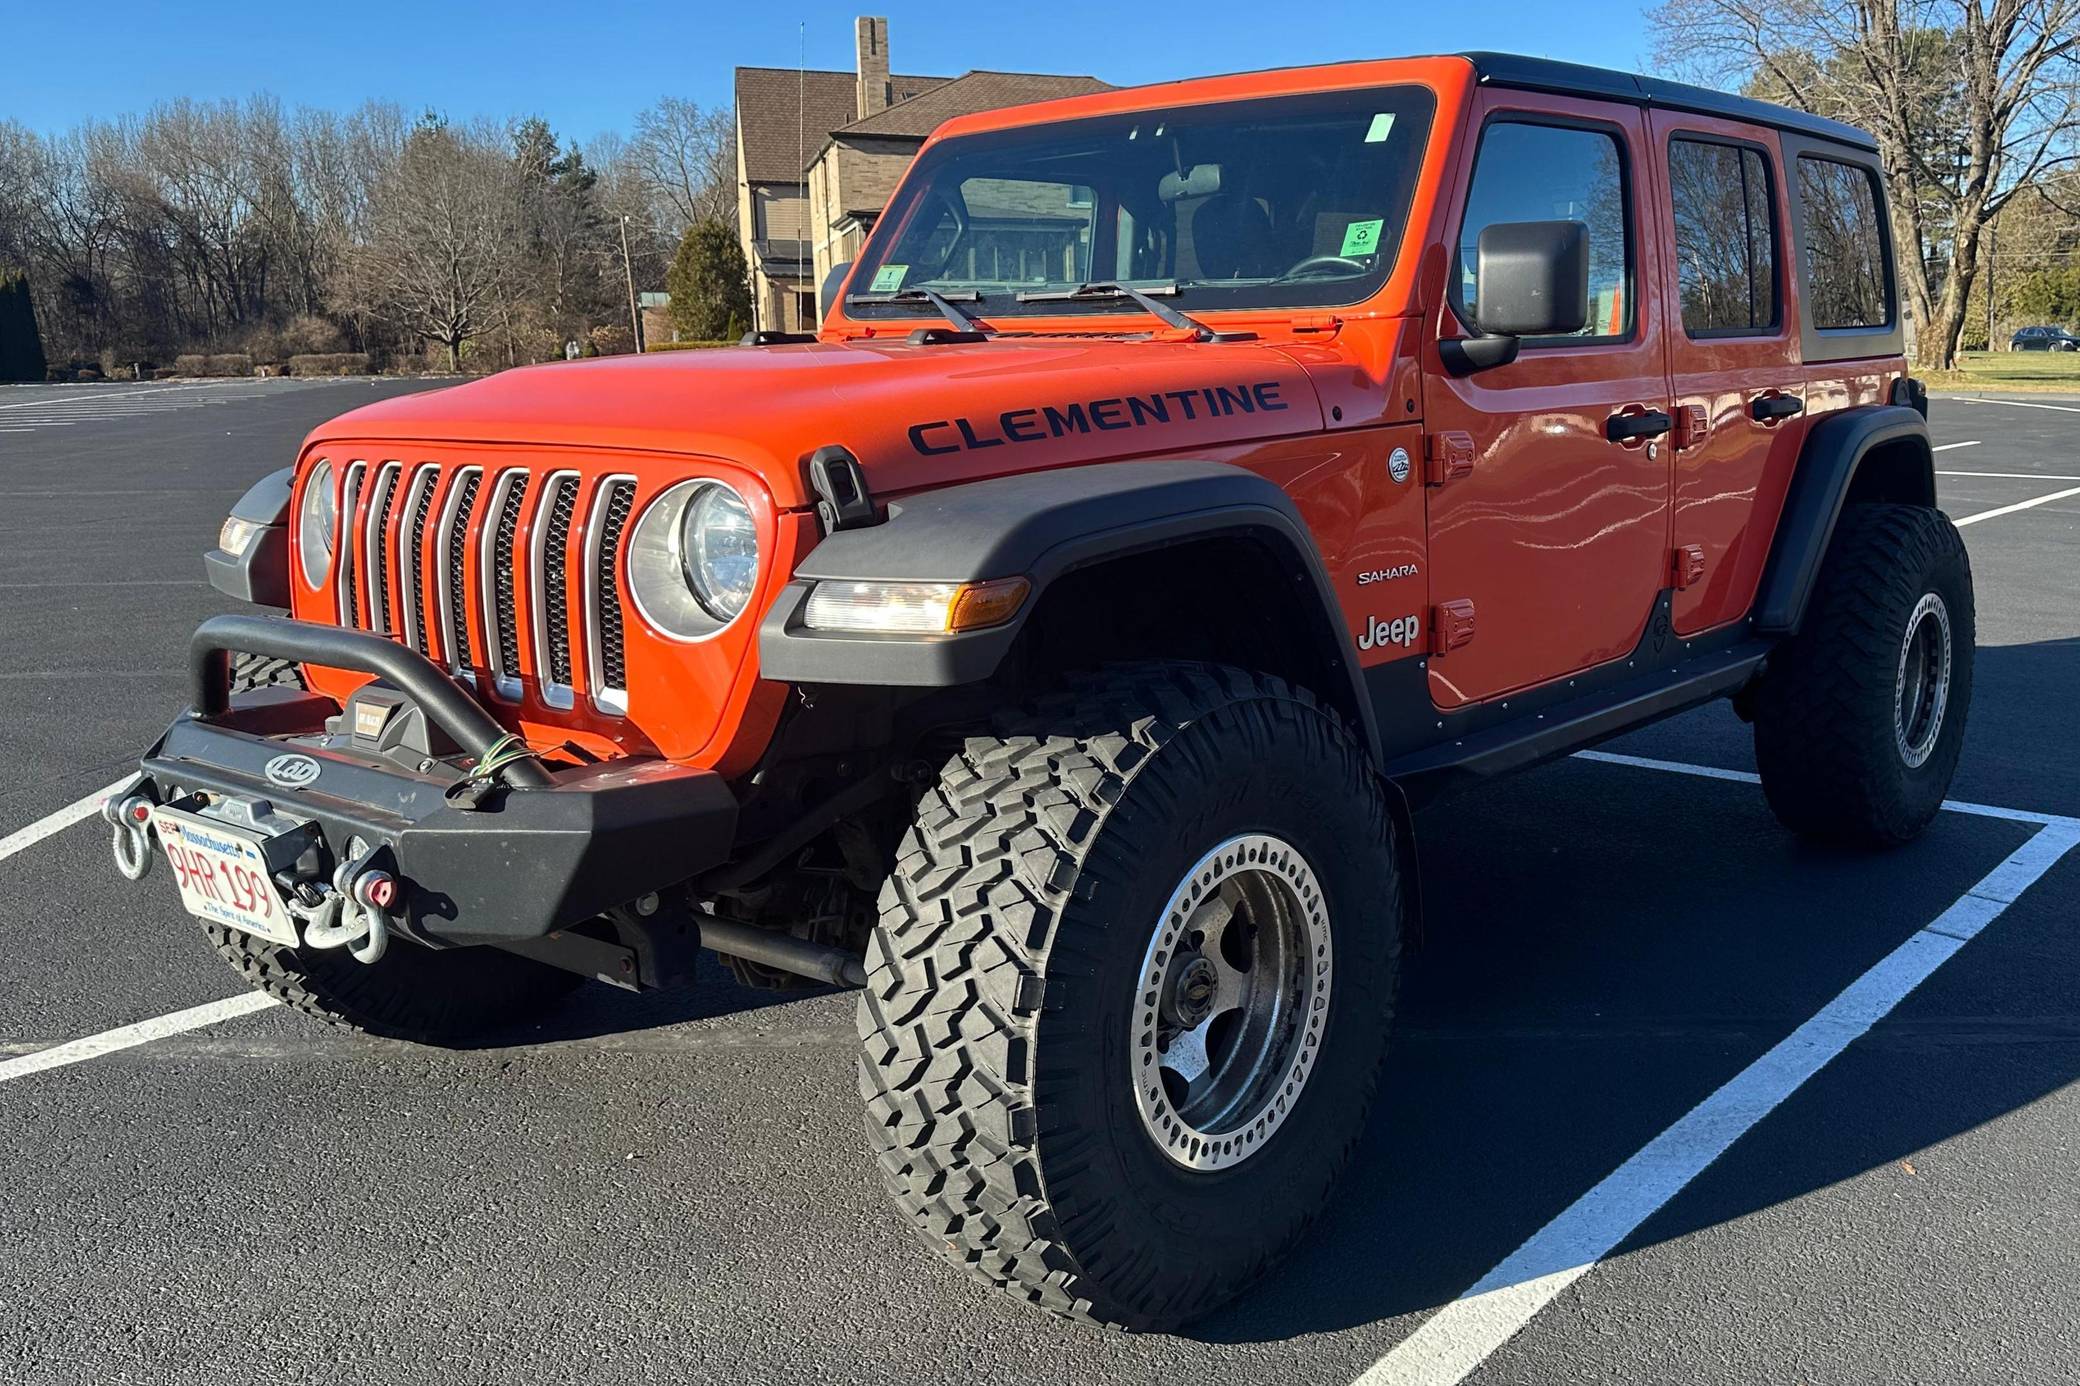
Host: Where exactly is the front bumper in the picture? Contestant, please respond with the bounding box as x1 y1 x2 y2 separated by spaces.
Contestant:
127 615 738 948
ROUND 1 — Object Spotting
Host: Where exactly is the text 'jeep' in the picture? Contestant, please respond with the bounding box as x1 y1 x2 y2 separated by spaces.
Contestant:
112 52 1966 1329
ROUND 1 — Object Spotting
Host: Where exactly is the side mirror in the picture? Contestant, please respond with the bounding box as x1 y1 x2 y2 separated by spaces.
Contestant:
1442 220 1590 377
1473 220 1590 337
818 260 854 320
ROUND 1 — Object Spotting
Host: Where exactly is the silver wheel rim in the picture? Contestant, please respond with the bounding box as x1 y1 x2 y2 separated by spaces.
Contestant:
1131 834 1332 1172
1895 591 1953 770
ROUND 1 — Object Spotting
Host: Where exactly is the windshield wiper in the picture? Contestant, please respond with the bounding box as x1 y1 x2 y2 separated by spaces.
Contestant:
844 286 993 336
1014 280 1220 340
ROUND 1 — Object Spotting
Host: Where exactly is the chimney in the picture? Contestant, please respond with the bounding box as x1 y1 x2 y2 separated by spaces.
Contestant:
855 16 891 119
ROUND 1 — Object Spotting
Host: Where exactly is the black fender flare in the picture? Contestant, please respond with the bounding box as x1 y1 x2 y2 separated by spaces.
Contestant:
203 466 295 606
1752 404 1934 635
757 460 1383 763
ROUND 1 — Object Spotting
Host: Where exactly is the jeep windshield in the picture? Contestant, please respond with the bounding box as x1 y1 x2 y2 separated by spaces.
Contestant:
845 85 1435 324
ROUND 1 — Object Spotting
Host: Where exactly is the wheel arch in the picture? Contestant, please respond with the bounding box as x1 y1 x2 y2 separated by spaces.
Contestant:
757 460 1384 763
1752 404 1935 636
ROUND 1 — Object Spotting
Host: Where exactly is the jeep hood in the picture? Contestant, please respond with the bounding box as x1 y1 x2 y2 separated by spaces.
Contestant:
309 337 1326 508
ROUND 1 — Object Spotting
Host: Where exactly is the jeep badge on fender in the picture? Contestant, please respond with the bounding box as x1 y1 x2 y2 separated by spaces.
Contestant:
117 51 1960 1335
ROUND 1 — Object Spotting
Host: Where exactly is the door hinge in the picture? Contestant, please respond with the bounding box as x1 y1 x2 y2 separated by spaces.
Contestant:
1675 404 1709 450
1289 313 1342 335
1430 599 1477 655
1671 544 1706 590
1425 431 1476 486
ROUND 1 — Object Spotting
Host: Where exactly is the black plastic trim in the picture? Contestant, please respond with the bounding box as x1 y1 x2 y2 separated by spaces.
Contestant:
1752 404 1932 634
1459 51 1879 151
204 528 288 606
758 461 1382 762
188 614 552 787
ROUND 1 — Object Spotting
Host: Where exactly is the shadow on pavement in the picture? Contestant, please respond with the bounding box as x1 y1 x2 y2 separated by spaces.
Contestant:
1191 748 2063 1344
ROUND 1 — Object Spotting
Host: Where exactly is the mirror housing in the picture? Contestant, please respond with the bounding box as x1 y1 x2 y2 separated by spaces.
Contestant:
818 260 854 321
1471 219 1590 337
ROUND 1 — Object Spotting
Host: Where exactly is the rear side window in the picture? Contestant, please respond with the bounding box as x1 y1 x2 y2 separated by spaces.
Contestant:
1668 138 1777 335
1457 121 1632 340
1796 156 1890 329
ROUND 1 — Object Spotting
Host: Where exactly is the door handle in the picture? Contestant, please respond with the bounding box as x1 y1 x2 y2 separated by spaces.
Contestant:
1606 409 1674 443
1751 393 1805 422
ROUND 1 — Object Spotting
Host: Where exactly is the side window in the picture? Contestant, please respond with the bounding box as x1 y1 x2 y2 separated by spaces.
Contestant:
1458 121 1631 340
1796 156 1890 329
1668 138 1778 335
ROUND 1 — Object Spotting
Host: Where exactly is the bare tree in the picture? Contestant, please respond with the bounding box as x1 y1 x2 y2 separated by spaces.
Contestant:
339 120 522 371
1649 0 2080 369
629 97 737 238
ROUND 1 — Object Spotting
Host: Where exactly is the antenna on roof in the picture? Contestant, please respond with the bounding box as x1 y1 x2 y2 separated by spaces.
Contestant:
799 20 807 330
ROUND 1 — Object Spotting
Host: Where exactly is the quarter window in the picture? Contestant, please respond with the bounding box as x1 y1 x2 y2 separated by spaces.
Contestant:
1458 122 1631 340
1797 156 1890 329
1668 138 1777 334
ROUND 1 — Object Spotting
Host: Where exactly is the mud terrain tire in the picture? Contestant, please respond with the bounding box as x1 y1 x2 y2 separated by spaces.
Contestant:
857 663 1402 1329
229 652 303 693
202 926 583 1047
1754 502 1974 846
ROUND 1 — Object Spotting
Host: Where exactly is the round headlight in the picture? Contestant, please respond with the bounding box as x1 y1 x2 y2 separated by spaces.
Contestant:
627 479 761 640
297 460 336 588
682 483 758 621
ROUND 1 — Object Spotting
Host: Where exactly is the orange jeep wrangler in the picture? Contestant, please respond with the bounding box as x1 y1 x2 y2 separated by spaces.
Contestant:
113 52 1965 1328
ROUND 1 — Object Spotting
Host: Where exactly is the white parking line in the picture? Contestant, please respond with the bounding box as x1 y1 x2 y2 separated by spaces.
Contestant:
1933 440 1981 451
0 993 278 1086
1953 484 2080 527
1946 395 2080 414
1355 755 2079 1386
0 777 133 866
1938 470 2080 481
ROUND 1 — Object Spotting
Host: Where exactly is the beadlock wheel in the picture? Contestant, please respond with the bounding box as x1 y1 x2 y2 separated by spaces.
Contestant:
1894 591 1952 770
1133 833 1332 1171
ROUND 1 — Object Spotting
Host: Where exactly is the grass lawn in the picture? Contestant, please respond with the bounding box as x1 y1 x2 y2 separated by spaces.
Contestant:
1925 350 2080 393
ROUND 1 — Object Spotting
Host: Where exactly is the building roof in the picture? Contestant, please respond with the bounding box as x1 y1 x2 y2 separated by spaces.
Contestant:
832 70 1112 140
735 65 949 184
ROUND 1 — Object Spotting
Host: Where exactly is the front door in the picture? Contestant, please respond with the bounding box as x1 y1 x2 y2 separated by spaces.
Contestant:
1421 94 1675 708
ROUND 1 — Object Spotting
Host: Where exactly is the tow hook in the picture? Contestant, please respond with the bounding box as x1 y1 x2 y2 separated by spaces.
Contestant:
104 784 157 882
292 843 402 965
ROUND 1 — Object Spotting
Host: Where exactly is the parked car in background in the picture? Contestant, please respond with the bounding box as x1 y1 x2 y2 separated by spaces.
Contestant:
2011 325 2080 351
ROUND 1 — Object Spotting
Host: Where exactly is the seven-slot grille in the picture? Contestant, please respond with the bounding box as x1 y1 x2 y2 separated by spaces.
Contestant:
332 461 638 715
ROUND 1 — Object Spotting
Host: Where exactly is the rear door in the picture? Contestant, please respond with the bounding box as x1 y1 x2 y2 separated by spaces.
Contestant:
1650 111 1809 635
1422 94 1674 708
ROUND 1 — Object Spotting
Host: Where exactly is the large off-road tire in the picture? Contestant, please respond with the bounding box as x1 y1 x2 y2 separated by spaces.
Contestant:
858 663 1402 1329
1754 502 1974 846
202 923 584 1046
229 651 303 693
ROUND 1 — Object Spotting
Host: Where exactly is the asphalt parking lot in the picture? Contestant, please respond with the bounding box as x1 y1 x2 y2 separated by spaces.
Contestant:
1 377 2076 1385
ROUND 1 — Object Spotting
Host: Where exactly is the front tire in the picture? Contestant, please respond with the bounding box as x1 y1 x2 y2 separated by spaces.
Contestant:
1754 502 1974 845
203 924 583 1046
857 663 1402 1329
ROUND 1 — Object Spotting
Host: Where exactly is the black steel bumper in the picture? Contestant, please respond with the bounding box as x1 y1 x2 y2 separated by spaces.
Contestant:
136 615 738 947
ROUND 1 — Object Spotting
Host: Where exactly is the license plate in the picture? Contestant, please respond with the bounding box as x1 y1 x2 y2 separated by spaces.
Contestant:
152 807 299 947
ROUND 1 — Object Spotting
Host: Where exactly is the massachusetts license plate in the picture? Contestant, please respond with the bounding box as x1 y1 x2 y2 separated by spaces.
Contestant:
152 807 299 947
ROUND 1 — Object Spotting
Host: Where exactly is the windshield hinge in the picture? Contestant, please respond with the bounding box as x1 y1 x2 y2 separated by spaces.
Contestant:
1289 314 1343 336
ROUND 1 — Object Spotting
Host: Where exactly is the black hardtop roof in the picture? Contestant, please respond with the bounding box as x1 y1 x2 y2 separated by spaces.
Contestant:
1459 51 1878 152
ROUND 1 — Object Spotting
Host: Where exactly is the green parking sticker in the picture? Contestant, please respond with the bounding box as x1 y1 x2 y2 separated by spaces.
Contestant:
1340 219 1384 257
1365 112 1396 143
870 264 908 292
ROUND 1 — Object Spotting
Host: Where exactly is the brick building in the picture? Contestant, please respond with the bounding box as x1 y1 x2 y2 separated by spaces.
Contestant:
733 18 1106 333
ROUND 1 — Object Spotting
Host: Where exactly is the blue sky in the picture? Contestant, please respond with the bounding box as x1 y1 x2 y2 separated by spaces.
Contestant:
8 1 1657 144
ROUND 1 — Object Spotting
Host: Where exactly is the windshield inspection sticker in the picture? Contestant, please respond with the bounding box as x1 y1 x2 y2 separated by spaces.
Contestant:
870 264 908 292
1365 112 1397 143
1340 218 1384 257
